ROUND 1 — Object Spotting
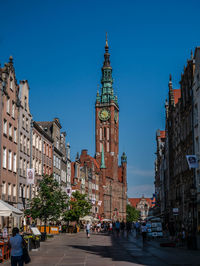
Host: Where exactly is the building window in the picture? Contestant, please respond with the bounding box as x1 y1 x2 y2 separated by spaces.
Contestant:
2 182 6 195
46 144 49 156
12 102 15 118
10 78 13 90
33 158 35 170
8 183 11 196
49 147 51 158
20 133 23 151
53 155 55 167
56 140 59 149
107 128 109 140
14 128 17 143
9 123 12 138
23 159 26 176
39 162 41 175
24 96 27 110
39 138 42 151
13 185 16 197
20 158 23 175
27 139 30 155
36 136 38 149
24 136 26 153
22 115 25 128
3 119 7 135
3 147 7 168
8 150 12 171
43 142 45 154
7 98 10 114
100 128 102 140
26 119 28 131
13 153 17 173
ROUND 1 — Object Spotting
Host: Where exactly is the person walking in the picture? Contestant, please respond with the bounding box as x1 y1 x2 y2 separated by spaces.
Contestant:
115 220 120 237
86 221 91 238
8 227 26 266
141 223 147 245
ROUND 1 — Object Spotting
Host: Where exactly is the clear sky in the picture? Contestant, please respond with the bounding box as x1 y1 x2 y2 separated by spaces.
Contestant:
1 0 200 198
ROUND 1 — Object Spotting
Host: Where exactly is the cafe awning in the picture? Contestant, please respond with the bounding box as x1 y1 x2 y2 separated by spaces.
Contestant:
0 200 23 217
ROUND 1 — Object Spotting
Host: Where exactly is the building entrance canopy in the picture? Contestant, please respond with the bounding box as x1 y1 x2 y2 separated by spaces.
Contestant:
0 200 23 217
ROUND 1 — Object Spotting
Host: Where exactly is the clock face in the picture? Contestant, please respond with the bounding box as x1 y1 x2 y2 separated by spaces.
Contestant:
114 111 118 123
99 109 110 121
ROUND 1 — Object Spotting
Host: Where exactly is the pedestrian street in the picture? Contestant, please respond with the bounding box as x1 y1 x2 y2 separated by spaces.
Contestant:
4 231 200 266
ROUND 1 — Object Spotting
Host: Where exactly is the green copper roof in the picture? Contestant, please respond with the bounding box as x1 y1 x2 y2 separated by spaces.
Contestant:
100 144 106 169
121 152 127 163
96 36 118 105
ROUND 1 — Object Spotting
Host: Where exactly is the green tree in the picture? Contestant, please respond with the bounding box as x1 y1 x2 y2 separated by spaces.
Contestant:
64 191 92 223
25 175 68 233
126 204 140 222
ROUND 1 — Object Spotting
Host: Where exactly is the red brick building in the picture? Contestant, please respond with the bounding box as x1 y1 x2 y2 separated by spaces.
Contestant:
72 37 127 221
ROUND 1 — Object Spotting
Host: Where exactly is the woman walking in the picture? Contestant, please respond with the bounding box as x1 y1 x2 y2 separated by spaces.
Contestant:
8 227 26 266
86 221 91 238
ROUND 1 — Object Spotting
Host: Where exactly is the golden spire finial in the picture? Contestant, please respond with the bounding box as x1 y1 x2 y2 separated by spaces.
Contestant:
105 32 108 47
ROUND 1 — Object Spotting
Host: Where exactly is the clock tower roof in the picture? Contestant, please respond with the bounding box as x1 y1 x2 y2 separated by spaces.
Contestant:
96 34 118 106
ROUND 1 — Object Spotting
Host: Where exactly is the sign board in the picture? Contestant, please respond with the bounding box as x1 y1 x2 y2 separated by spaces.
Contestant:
27 169 35 184
186 155 198 169
173 208 179 215
50 227 58 232
31 227 41 236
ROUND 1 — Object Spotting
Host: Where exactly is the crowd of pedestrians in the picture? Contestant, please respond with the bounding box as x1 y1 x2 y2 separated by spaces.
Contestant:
84 220 148 240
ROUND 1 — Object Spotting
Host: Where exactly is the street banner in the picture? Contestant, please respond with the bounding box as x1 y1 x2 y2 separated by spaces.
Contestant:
186 155 198 169
27 168 35 184
98 201 102 206
91 199 95 205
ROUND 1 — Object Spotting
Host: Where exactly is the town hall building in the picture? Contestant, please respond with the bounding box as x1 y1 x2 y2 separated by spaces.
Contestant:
71 36 127 221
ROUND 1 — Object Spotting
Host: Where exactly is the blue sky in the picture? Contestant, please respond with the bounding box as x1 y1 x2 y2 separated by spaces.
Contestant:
1 0 200 197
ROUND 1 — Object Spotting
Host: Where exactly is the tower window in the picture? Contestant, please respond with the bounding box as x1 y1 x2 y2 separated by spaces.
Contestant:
100 128 102 140
104 128 106 139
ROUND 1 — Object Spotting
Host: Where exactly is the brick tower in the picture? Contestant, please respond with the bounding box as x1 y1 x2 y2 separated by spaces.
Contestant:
95 35 127 220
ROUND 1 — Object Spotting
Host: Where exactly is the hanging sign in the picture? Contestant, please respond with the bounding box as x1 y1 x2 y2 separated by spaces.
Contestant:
186 155 198 169
27 169 35 184
98 201 102 206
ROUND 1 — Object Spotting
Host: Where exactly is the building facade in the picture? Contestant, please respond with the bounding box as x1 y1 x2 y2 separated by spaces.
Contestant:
0 57 19 205
17 80 32 210
129 196 154 221
37 118 67 188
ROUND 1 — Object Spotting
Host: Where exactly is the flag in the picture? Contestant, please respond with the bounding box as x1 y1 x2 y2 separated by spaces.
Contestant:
186 155 198 169
27 169 35 184
98 201 102 206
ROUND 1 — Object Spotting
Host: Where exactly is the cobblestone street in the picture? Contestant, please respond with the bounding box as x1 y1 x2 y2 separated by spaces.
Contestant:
5 232 200 266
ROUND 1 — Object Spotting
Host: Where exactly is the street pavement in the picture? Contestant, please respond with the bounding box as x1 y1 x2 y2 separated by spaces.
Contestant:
4 231 200 265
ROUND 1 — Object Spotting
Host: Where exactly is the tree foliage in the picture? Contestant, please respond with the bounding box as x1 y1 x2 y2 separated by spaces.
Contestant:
126 204 140 222
25 175 68 224
63 191 92 223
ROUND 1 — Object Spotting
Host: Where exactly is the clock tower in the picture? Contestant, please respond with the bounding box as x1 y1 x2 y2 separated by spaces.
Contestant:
95 36 119 182
95 36 127 220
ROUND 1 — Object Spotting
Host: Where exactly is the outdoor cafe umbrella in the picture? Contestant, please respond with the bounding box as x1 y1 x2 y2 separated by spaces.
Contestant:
80 215 93 222
0 200 23 217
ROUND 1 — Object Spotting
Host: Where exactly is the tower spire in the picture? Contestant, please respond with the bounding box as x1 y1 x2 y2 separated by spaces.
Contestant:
100 144 106 169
